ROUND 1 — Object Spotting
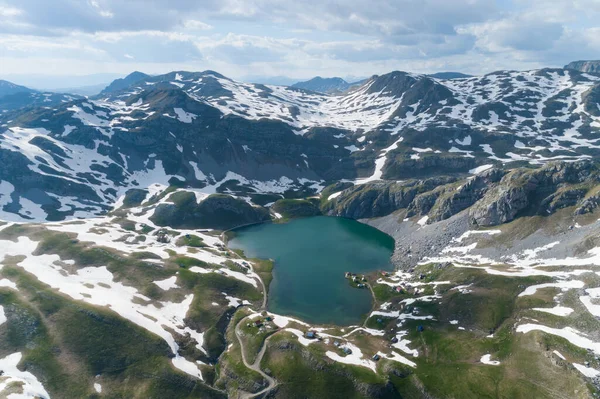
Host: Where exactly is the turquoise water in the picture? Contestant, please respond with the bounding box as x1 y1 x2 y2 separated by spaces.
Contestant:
228 216 395 326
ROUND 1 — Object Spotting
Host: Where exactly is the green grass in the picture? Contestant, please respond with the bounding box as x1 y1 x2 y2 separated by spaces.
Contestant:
372 284 395 302
0 267 226 399
176 234 207 248
271 198 321 221
27 231 176 301
238 321 276 364
142 185 178 207
178 270 262 336
0 226 274 398
393 317 588 399
250 257 274 293
140 224 154 234
365 315 396 330
172 255 211 269
319 182 354 205
260 334 395 399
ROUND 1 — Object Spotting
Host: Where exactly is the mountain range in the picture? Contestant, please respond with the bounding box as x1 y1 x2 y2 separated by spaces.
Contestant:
3 62 600 398
1 66 600 222
290 72 473 94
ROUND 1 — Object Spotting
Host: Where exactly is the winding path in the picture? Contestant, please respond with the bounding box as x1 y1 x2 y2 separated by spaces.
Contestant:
363 281 377 327
235 315 278 399
257 274 268 310
227 245 276 398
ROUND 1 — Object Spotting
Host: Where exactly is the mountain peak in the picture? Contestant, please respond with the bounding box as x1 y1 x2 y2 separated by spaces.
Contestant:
291 76 351 94
101 71 150 94
0 80 36 98
428 72 473 80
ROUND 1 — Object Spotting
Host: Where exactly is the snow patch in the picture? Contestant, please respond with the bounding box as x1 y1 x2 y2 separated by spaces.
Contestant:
0 352 51 399
153 276 179 291
573 363 600 378
480 354 501 365
174 108 197 123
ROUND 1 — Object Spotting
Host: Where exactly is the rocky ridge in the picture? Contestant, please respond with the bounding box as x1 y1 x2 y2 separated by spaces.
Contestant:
565 60 600 73
325 160 600 227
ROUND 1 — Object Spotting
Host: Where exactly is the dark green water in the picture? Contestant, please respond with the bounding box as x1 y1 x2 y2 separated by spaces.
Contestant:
228 216 395 326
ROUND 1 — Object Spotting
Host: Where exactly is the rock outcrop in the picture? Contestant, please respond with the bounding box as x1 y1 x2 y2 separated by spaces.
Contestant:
323 176 457 219
470 161 598 226
565 60 600 73
426 168 506 222
326 161 600 227
151 192 270 230
271 199 321 219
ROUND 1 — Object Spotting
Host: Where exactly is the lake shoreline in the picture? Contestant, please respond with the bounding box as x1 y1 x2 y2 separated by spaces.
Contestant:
227 216 395 326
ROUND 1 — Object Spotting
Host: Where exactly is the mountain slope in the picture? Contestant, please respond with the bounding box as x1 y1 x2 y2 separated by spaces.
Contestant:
0 91 81 114
0 80 35 98
2 160 600 398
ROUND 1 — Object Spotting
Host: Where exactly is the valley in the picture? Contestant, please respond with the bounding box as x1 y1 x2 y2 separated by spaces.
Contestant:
2 65 600 398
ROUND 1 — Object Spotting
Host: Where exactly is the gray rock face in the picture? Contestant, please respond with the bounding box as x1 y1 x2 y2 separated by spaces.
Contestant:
469 184 529 226
469 161 598 226
324 177 457 219
565 60 600 73
576 194 600 215
327 161 600 228
383 154 477 179
406 187 444 217
428 170 504 222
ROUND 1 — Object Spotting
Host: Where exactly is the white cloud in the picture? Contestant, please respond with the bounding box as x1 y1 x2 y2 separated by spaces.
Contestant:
89 0 114 18
0 5 21 17
183 20 213 31
460 17 564 53
0 0 598 79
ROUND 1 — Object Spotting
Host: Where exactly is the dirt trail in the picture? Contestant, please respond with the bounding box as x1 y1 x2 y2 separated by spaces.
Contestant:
226 240 275 397
235 315 278 399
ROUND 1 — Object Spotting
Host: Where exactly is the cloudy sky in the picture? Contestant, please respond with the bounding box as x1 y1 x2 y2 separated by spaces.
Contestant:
0 0 599 86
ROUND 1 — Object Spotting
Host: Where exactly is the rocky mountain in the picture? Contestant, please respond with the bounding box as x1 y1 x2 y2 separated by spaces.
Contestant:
428 71 473 79
101 71 150 94
0 79 81 113
0 91 81 114
291 76 353 94
325 160 599 227
0 80 35 98
565 60 600 73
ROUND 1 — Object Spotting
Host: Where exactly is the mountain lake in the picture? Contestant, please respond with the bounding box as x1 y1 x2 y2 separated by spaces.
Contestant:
227 216 395 325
